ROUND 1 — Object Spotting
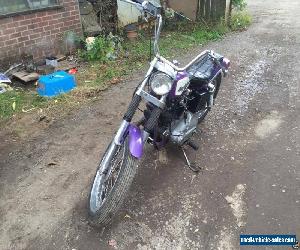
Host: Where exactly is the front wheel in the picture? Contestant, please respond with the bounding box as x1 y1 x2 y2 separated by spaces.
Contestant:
88 138 137 227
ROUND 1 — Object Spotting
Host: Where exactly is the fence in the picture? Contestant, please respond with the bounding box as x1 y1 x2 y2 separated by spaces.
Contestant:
197 0 229 22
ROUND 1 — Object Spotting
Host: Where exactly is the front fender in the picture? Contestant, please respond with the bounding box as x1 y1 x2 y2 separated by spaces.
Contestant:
128 125 143 159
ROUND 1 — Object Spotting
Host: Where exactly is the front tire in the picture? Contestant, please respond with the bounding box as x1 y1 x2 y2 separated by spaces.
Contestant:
88 138 137 227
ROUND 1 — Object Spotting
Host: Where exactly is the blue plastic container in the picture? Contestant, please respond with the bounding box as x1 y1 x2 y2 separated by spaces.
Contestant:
37 71 76 97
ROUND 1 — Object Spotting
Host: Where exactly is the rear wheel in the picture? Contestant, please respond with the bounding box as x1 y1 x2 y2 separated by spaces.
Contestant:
88 138 137 227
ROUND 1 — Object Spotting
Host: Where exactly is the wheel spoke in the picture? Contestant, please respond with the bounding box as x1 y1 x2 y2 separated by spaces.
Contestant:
91 143 126 212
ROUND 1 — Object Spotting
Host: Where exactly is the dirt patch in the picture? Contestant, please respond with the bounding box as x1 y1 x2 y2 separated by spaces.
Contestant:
255 111 283 139
225 184 247 227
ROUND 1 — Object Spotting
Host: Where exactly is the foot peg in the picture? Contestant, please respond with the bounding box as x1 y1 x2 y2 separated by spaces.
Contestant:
181 146 201 173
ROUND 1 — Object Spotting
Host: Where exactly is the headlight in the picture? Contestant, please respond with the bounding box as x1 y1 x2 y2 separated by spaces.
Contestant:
150 73 173 96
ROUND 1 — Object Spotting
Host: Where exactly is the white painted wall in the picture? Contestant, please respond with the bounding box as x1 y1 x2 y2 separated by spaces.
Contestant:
117 0 161 27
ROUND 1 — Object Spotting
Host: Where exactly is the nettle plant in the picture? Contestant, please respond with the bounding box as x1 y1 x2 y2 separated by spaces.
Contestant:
232 0 247 10
82 33 124 62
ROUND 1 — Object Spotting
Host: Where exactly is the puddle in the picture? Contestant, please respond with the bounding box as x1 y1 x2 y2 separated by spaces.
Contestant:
255 111 282 139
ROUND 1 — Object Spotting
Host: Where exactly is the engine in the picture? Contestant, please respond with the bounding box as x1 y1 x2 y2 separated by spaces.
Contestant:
157 87 209 145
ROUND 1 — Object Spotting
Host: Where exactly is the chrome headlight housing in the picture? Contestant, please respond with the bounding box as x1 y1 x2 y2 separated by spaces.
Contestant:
150 72 173 96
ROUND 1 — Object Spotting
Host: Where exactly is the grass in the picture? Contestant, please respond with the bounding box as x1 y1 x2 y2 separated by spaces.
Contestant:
0 19 242 123
0 90 46 120
230 11 252 31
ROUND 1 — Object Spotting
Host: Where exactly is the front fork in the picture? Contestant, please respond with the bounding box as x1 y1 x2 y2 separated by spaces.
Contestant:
100 94 162 173
101 57 162 172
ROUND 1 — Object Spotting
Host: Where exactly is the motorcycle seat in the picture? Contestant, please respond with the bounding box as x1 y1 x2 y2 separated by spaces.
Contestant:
186 54 221 82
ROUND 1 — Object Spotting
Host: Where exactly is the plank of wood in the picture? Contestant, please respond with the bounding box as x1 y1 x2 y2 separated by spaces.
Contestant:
13 70 40 83
199 0 205 19
205 0 211 21
216 0 226 20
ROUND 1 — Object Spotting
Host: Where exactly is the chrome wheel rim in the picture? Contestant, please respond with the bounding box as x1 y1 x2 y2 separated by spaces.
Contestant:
89 144 126 214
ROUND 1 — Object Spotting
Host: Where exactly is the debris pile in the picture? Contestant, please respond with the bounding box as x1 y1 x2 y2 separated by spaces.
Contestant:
0 55 78 97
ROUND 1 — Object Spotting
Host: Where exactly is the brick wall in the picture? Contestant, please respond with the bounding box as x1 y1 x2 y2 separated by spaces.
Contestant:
0 0 82 66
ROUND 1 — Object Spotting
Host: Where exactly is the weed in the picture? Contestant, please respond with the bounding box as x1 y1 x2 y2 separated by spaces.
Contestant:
79 33 124 62
232 0 247 11
0 90 47 120
81 36 112 62
230 11 252 31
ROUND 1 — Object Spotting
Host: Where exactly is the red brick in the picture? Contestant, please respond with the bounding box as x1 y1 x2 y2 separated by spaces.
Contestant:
42 15 54 22
70 10 80 16
5 39 17 46
40 21 49 27
16 42 25 48
43 25 53 32
62 11 71 18
9 33 20 39
34 17 43 23
0 24 8 32
51 13 63 19
32 27 44 34
13 15 25 22
18 36 29 43
36 11 48 18
21 30 32 37
64 20 73 27
30 33 41 40
0 35 5 42
65 5 75 10
42 31 51 37
19 19 32 26
27 23 37 30
25 39 36 46
3 27 16 34
53 23 62 29
15 25 28 33
48 19 61 26
51 28 61 35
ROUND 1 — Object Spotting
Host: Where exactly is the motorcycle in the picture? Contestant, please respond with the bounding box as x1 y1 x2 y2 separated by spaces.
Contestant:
88 0 230 226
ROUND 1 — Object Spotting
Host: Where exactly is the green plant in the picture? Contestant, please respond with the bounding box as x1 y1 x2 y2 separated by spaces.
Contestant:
0 90 47 120
232 0 247 10
80 34 124 62
230 11 252 31
83 36 112 62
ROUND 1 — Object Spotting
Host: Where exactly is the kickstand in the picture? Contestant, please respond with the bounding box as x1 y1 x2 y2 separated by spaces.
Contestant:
181 146 201 173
